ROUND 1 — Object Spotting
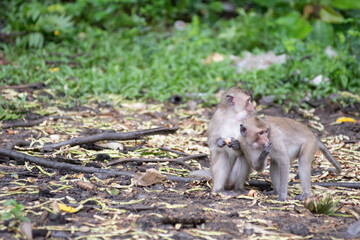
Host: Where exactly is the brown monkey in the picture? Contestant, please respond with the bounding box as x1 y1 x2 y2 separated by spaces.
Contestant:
189 87 257 192
236 115 342 201
345 220 360 239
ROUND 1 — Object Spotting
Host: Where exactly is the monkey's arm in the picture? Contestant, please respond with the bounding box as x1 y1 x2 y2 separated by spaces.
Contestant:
252 142 272 172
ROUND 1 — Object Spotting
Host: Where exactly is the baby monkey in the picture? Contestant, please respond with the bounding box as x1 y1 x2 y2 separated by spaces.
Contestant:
222 115 342 201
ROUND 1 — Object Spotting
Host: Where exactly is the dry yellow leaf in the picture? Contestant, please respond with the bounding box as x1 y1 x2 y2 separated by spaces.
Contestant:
58 202 78 213
336 117 356 123
49 67 60 72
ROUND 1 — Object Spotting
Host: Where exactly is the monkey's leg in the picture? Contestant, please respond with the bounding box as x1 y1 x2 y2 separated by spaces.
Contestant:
269 157 289 201
269 161 280 196
232 156 251 191
211 151 232 192
277 158 290 201
296 143 316 200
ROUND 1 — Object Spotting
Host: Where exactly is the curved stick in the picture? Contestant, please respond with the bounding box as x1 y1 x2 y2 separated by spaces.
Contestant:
41 126 179 152
0 147 197 182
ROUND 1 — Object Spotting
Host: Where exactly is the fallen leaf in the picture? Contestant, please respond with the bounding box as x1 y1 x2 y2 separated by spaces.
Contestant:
232 51 286 73
49 67 59 72
20 221 33 240
58 202 78 213
248 189 257 197
79 225 90 232
203 52 225 64
74 180 97 192
134 168 167 186
94 141 124 150
336 117 356 123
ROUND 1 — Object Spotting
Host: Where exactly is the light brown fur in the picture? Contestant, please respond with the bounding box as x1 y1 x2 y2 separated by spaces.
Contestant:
239 115 342 201
207 87 254 192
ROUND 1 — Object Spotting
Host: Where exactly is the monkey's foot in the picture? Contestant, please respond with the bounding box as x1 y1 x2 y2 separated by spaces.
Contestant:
294 194 310 201
276 196 286 201
263 190 276 196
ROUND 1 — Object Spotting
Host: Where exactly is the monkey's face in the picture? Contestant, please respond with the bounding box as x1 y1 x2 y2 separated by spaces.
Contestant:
241 117 270 150
254 128 270 149
233 93 255 120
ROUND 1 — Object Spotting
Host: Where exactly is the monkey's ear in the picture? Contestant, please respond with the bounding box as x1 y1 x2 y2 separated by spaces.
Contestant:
240 124 247 136
226 95 234 106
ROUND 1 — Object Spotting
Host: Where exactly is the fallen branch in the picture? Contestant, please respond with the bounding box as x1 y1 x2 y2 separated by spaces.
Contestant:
41 126 179 152
159 146 190 156
247 180 360 189
107 153 207 171
45 60 80 67
2 116 73 129
6 140 31 150
0 147 197 182
0 82 45 90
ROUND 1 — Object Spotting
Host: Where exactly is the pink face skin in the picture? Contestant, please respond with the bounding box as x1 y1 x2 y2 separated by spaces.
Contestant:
244 96 255 115
233 95 255 121
252 128 270 149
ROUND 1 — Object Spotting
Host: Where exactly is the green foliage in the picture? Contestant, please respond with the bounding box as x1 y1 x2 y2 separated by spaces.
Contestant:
64 0 223 29
0 0 359 106
0 93 26 121
304 195 341 216
276 11 313 39
1 199 29 222
217 9 280 52
1 1 74 48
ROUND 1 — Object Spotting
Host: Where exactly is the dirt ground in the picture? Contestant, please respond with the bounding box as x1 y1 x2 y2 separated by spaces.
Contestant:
0 86 359 239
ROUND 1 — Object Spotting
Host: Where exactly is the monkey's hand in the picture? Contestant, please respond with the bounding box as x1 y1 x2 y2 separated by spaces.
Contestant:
216 137 227 148
227 138 240 150
258 142 272 160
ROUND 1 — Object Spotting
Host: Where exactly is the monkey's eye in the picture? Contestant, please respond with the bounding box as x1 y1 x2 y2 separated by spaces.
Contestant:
259 131 265 135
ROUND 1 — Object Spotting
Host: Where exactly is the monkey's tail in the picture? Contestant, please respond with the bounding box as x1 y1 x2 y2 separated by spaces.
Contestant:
317 138 342 174
188 169 212 180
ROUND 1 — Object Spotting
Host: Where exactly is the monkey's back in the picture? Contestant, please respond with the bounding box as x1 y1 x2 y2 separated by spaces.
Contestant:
264 116 316 160
265 116 314 138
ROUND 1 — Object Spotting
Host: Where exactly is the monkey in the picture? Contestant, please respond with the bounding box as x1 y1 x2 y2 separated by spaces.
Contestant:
345 220 360 239
231 115 342 201
189 86 270 193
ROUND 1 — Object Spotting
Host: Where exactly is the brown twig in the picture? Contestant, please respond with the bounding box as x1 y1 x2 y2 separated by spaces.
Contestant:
41 126 179 152
1 116 73 129
70 204 159 212
45 60 80 67
159 146 190 156
6 140 31 150
0 147 197 182
247 180 360 189
0 82 45 90
107 153 207 171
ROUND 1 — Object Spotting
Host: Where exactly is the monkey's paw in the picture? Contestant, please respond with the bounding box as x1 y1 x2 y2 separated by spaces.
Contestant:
228 138 240 150
264 141 272 152
294 194 310 201
216 138 227 147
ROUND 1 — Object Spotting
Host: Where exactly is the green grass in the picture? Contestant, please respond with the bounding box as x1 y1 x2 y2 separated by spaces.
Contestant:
1 13 359 108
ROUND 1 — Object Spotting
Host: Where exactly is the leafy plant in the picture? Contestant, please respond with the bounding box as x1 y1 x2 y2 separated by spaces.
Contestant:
304 195 341 216
0 94 26 121
1 199 29 222
1 1 74 48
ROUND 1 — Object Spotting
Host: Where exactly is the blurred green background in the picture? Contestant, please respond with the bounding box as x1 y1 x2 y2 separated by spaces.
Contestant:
0 0 359 116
